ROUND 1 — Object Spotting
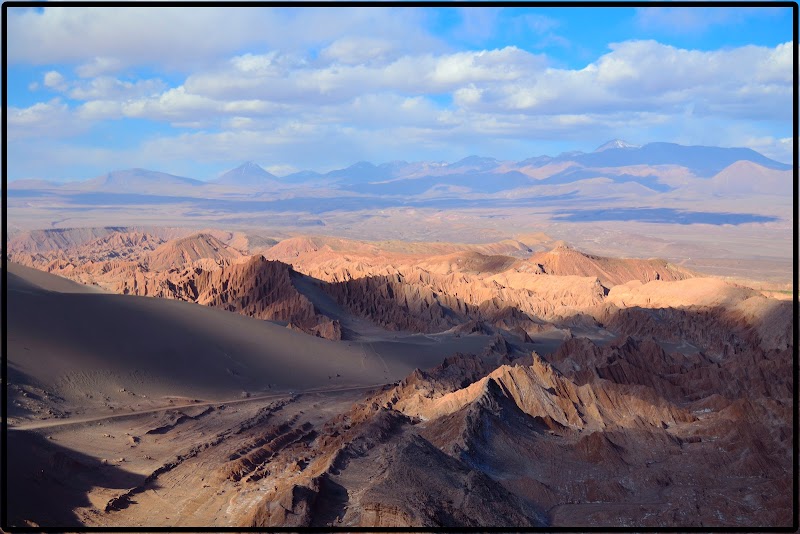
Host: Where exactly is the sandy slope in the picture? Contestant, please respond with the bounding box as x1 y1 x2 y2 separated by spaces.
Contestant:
8 262 108 294
7 262 492 419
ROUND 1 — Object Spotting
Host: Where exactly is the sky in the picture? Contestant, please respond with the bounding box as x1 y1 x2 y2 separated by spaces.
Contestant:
6 6 794 182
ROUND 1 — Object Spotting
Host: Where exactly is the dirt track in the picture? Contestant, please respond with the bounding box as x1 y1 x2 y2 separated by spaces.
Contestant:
9 383 388 432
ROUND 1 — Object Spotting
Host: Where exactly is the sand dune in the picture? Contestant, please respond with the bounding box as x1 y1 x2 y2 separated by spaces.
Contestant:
7 262 491 418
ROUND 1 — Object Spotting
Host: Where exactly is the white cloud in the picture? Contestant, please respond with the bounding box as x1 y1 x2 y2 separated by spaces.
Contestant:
120 86 215 120
68 76 166 101
757 41 792 83
7 98 85 139
19 39 795 137
453 84 482 106
231 52 282 74
7 15 792 176
739 135 793 164
77 100 123 121
320 37 397 65
8 7 266 69
174 39 790 128
9 99 66 126
43 70 67 91
114 86 290 125
76 57 124 78
75 56 122 78
7 7 445 70
429 47 543 86
223 116 256 130
336 93 446 129
183 46 546 106
462 40 791 121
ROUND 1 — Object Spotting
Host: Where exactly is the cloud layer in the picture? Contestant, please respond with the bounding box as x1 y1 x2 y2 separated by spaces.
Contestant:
6 7 793 179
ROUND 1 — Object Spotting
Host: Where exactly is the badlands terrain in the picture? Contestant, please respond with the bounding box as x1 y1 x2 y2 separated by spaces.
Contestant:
5 141 794 527
5 224 794 528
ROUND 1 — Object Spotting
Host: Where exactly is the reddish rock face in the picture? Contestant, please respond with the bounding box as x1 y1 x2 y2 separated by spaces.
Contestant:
124 255 344 340
527 243 695 286
8 232 343 340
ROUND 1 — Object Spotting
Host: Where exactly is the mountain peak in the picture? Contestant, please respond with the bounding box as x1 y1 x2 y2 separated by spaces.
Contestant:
214 162 276 187
448 156 501 173
594 139 639 152
349 161 377 169
232 161 271 175
451 155 499 166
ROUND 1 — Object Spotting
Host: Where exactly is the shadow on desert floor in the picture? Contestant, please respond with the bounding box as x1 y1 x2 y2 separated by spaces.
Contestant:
7 430 159 527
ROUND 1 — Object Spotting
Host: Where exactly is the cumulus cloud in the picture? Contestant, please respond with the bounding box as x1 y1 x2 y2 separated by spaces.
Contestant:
77 100 123 121
182 46 546 106
7 7 444 70
8 98 85 139
320 37 398 66
20 38 795 136
9 99 67 126
76 57 124 78
175 39 790 127
43 70 67 91
117 86 291 125
69 76 167 101
8 7 269 68
458 40 791 122
7 7 792 176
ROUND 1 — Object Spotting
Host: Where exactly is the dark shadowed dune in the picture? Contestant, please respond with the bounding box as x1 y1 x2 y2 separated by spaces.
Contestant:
7 263 495 409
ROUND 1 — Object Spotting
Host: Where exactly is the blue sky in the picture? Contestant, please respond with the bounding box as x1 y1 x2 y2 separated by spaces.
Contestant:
6 6 794 181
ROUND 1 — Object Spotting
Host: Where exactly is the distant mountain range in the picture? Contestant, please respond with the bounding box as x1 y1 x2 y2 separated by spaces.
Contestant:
76 169 205 194
562 142 789 177
8 141 792 198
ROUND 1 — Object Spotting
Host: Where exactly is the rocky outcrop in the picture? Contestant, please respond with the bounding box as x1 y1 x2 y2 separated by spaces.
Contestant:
322 270 607 334
144 233 243 271
367 325 792 527
388 352 695 431
527 243 695 286
358 434 544 527
117 255 342 340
